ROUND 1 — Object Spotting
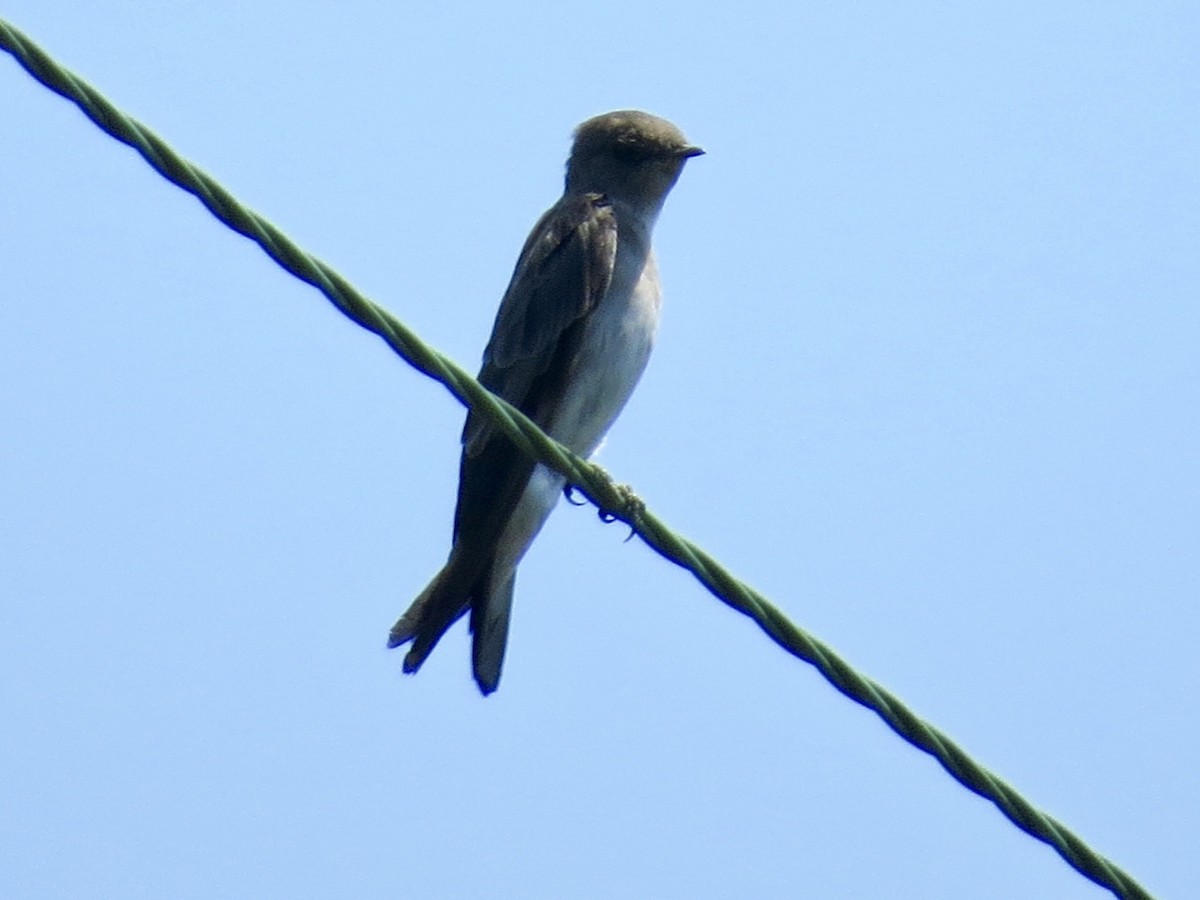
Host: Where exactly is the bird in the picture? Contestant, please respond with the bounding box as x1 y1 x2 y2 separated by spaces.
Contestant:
388 110 702 694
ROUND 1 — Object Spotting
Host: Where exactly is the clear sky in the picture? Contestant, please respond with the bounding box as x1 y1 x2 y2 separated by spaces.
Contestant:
2 4 1196 898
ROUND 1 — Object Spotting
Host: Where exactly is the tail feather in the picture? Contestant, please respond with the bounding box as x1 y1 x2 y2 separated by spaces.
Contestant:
388 558 475 675
470 571 515 695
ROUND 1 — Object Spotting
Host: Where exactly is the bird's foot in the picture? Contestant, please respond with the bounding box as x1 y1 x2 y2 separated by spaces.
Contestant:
562 469 644 540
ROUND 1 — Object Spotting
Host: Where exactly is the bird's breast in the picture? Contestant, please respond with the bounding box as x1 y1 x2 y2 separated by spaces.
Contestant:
545 249 662 458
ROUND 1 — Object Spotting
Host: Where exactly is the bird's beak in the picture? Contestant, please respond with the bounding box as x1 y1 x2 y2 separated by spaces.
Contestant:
681 145 706 158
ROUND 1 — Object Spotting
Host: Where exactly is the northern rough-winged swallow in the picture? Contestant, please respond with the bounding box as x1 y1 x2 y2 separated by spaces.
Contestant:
388 110 702 694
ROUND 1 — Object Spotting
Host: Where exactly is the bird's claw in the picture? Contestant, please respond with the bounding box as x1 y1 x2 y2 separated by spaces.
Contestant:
564 471 644 541
601 481 644 542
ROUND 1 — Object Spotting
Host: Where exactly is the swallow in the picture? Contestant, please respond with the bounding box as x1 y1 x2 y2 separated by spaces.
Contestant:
389 110 702 694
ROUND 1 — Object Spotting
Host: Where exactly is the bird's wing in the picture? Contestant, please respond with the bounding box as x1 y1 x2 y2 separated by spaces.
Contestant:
450 193 616 555
461 192 618 458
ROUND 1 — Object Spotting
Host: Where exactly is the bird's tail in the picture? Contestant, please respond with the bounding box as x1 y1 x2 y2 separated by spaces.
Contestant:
388 554 515 695
388 561 470 674
470 571 515 695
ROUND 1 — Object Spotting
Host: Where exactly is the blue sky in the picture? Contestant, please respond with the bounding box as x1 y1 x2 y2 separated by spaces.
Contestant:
1 4 1196 898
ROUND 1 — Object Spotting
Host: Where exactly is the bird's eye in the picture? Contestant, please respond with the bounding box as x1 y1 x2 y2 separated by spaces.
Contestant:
611 138 648 161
